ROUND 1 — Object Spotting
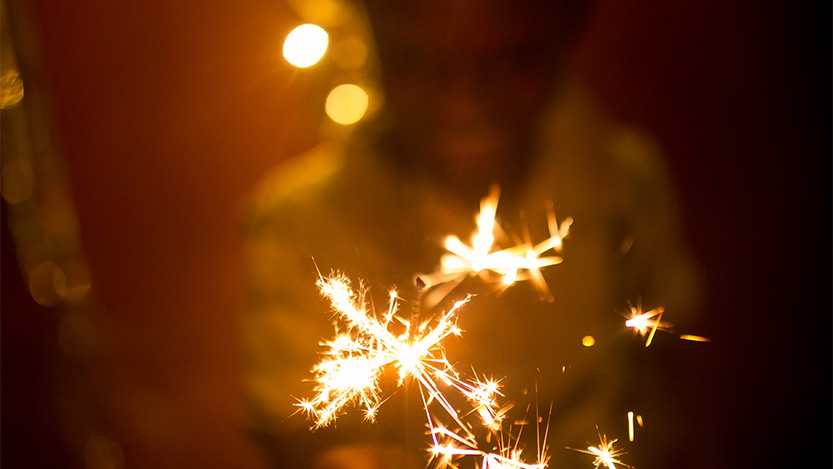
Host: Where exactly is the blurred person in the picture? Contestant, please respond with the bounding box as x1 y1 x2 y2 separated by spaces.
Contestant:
243 0 700 467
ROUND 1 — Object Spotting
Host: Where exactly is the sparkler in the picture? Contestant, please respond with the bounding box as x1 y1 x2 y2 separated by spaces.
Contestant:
295 273 467 428
420 186 572 302
294 189 573 467
298 272 549 468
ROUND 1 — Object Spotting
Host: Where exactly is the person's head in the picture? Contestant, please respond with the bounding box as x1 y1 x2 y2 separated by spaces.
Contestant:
365 0 591 195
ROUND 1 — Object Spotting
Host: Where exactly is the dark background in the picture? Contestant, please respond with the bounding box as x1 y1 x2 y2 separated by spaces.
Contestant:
3 1 830 467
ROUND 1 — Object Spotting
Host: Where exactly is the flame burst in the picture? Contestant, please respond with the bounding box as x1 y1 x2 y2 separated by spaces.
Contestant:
421 186 572 301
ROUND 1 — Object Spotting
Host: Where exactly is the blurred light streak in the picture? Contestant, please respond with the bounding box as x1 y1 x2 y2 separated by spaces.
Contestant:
679 334 710 342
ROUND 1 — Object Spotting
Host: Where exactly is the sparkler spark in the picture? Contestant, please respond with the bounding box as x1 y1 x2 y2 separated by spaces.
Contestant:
426 405 551 469
421 186 572 302
624 303 668 347
570 429 632 469
624 303 711 345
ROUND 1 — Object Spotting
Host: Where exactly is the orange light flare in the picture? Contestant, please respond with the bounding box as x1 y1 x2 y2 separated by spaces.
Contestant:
421 186 572 302
624 304 669 347
569 428 632 469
